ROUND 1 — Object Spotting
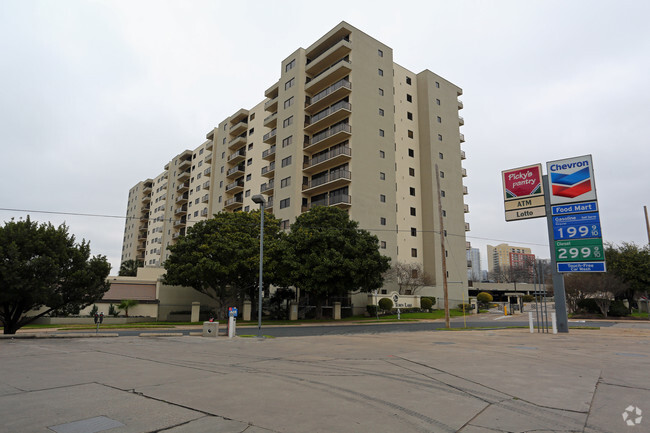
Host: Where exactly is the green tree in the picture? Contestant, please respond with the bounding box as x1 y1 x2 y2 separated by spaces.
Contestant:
605 242 650 311
163 211 282 319
476 292 493 310
0 217 111 334
279 207 390 318
118 259 143 276
378 297 394 313
118 299 139 317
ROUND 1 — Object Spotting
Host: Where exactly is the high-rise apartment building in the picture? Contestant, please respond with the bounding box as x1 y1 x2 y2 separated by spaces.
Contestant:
121 22 469 299
466 248 482 282
486 243 534 274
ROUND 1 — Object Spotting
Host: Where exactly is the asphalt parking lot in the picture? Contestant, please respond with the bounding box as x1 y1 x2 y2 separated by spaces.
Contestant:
1 324 649 432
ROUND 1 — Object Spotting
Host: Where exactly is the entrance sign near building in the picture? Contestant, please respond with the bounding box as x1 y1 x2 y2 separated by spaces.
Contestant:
502 164 546 221
547 155 597 205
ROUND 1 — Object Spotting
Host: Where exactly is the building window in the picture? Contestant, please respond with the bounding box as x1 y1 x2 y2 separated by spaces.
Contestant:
280 219 290 230
222 151 225 159
285 77 295 90
282 135 293 147
379 150 385 158
438 134 443 141
408 148 414 158
408 130 414 139
248 143 253 150
406 77 412 85
218 196 222 203
249 113 255 121
284 97 294 109
379 129 384 137
441 190 446 197
379 172 386 180
406 94 412 102
249 128 254 135
379 88 384 96
411 248 418 258
285 59 296 72
436 98 441 105
380 217 386 226
435 81 440 88
407 112 413 120
443 210 446 217
437 116 442 123
283 116 293 128
245 189 251 197
246 174 252 181
380 194 386 203
244 205 250 212
409 187 415 196
280 198 290 209
411 227 417 237
380 241 386 249
440 171 445 178
247 158 252 166
378 68 383 76
409 167 415 176
439 152 444 159
280 177 291 188
378 49 383 57
410 207 416 216
281 156 292 167
379 108 384 116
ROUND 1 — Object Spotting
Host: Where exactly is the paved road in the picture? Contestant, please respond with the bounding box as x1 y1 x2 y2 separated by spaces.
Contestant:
62 316 617 338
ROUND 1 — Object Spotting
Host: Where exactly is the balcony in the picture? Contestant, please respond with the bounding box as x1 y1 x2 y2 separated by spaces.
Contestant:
304 101 351 134
264 96 278 112
230 108 249 125
227 147 246 164
305 79 352 114
204 152 212 163
463 186 468 195
137 234 147 241
178 170 190 181
459 116 464 126
226 178 244 193
465 222 470 232
304 123 351 153
142 184 152 195
266 198 274 211
460 133 465 143
263 128 277 144
229 121 248 136
141 204 150 212
461 150 466 160
200 208 208 216
137 243 146 251
224 196 244 210
178 158 191 171
263 112 278 128
175 193 189 204
138 224 148 232
305 58 352 95
303 194 351 213
228 135 247 150
174 219 186 228
264 81 279 99
464 204 470 213
466 241 471 250
458 99 463 110
462 168 467 177
303 147 351 174
177 181 189 192
305 38 352 76
172 232 181 240
203 167 211 176
226 165 245 179
261 162 275 178
174 205 187 215
262 145 276 160
260 179 274 194
202 180 210 190
142 194 151 203
302 170 351 195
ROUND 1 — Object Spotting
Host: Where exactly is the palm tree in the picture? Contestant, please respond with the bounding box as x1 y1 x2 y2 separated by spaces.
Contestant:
118 299 139 317
118 259 143 277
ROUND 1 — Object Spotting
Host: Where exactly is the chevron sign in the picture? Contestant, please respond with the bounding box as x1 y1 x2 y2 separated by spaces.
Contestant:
547 155 597 205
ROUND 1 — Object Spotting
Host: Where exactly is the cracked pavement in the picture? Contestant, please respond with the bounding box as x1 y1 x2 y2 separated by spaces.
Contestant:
1 326 649 432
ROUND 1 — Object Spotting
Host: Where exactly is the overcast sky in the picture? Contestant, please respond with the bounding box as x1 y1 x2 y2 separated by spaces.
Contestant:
1 0 649 273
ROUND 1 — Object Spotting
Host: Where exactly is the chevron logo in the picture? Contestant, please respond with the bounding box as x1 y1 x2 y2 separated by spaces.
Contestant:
551 167 592 198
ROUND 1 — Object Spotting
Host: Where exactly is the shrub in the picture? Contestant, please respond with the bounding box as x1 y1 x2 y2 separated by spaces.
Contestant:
421 296 436 307
108 303 119 317
89 304 98 318
522 295 534 302
457 303 472 311
576 298 600 314
608 300 629 317
366 305 378 316
420 298 433 311
477 292 493 304
378 298 393 312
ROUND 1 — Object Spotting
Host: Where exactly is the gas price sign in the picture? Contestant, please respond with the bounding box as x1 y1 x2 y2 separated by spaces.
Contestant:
554 238 604 262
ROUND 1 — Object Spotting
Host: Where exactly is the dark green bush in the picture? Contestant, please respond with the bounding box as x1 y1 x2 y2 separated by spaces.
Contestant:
420 298 433 311
477 292 493 304
577 298 600 314
421 296 436 307
378 298 393 312
457 303 472 311
522 295 534 302
366 305 378 316
608 300 629 317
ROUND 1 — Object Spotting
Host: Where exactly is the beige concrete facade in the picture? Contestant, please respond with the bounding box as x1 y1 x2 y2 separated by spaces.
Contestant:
121 21 469 298
486 243 533 274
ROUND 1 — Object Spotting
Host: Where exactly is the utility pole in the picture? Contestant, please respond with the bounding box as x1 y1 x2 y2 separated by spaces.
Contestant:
435 164 450 329
644 205 649 245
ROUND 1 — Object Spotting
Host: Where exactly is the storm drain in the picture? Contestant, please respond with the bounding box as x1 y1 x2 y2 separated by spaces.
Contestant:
48 416 124 433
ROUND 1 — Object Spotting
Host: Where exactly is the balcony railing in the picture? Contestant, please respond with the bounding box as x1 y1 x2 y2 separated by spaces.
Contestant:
460 133 465 143
465 223 470 231
261 162 275 177
175 193 189 203
178 170 190 180
204 167 211 176
303 170 351 191
224 196 243 208
305 194 351 211
174 206 187 215
308 79 351 108
202 194 209 203
177 181 189 191
227 165 245 177
260 179 275 193
202 181 210 190
463 186 468 195
228 148 246 163
461 150 466 160
305 123 351 150
262 145 276 160
226 178 244 192
464 204 469 213
201 208 209 216
263 128 277 143
459 116 464 126
204 152 212 163
303 147 351 171
305 101 351 132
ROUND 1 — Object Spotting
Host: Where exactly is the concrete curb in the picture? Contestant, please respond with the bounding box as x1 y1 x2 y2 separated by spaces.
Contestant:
0 333 120 339
138 333 185 337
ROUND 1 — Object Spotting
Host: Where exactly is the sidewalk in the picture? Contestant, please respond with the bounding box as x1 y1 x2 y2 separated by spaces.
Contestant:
1 326 649 432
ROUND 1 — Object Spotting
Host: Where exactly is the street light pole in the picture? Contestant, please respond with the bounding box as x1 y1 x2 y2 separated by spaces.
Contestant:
252 194 266 338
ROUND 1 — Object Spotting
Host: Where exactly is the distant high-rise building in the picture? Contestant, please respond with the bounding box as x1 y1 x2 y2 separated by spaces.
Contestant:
486 243 534 274
466 247 481 281
120 21 469 298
